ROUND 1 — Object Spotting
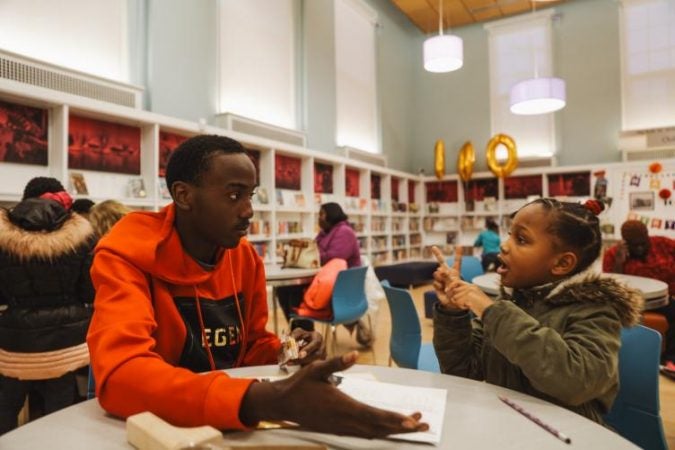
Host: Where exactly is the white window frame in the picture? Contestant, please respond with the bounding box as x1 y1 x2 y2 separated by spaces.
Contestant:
334 0 380 154
485 10 558 159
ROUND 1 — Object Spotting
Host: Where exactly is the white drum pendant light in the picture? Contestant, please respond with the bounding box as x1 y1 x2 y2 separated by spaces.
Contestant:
510 77 566 115
423 0 463 73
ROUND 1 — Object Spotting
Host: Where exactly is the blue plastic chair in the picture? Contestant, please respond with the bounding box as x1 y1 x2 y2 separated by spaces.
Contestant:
445 255 485 282
605 325 668 450
291 266 372 355
381 281 440 373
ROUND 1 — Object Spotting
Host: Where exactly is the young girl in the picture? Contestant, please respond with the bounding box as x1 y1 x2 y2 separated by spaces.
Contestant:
432 198 643 425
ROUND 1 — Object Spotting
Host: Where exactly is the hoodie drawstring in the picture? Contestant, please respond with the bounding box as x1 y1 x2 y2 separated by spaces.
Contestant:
193 286 217 372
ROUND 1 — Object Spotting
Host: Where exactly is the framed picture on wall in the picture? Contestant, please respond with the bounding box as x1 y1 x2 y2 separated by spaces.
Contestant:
275 154 301 190
425 180 458 203
158 131 188 177
345 168 360 197
547 171 591 197
504 175 543 199
629 191 654 211
68 115 141 174
0 99 49 166
371 173 381 199
314 162 333 194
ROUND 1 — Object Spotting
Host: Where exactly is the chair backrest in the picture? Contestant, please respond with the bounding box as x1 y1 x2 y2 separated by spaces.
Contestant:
382 282 422 369
605 325 667 450
330 266 369 325
445 255 484 282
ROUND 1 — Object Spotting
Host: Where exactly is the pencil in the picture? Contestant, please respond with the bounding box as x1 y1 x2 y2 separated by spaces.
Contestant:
498 395 572 444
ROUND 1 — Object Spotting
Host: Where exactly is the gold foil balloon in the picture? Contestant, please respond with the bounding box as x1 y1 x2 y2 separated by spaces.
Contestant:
457 141 475 182
434 139 445 179
486 133 518 178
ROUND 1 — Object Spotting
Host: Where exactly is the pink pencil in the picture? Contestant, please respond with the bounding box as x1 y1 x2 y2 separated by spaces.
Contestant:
499 395 572 444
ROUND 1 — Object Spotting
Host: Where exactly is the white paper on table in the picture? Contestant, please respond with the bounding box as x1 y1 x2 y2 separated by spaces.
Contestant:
336 377 446 445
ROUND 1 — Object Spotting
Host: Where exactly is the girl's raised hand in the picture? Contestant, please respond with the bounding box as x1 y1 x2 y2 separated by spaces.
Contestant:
431 246 465 311
445 281 494 319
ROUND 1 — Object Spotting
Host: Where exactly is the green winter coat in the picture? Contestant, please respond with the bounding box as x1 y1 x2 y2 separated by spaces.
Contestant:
433 270 643 425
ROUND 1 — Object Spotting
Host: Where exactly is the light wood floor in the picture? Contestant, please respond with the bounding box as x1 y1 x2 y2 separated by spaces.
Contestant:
268 283 675 449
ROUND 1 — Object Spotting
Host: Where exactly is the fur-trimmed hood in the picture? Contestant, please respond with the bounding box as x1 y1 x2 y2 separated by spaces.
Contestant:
501 269 644 328
0 208 95 261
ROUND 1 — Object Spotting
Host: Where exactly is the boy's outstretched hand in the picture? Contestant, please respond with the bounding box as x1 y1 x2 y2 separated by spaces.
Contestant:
240 351 429 438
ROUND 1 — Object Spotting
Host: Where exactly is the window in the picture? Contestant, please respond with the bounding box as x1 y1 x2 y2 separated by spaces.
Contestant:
334 0 379 153
0 0 128 81
620 0 675 130
218 0 297 130
485 10 557 158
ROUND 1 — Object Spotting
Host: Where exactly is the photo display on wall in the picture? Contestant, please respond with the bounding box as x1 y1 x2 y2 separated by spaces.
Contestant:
0 99 48 166
371 173 381 199
68 115 141 174
465 178 498 201
547 171 591 197
391 177 399 202
426 180 458 203
345 167 360 197
504 174 543 199
275 154 301 190
314 162 333 194
158 131 188 177
408 182 416 204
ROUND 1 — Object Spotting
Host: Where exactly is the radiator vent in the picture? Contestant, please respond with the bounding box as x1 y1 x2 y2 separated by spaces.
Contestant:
623 148 675 161
340 146 387 167
216 113 306 147
517 157 554 168
0 50 142 108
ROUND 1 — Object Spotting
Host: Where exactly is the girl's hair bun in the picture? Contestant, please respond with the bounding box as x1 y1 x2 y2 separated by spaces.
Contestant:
583 199 604 216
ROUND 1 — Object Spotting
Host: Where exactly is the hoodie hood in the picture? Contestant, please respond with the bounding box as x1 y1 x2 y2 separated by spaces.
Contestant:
95 204 231 286
500 268 644 328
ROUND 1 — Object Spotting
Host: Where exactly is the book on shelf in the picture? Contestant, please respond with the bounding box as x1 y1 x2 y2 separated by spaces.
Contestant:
158 178 171 199
294 193 306 208
128 178 147 198
69 172 89 195
255 187 269 204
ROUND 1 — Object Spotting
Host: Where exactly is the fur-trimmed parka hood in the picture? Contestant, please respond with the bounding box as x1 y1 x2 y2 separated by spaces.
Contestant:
0 207 95 261
501 269 644 328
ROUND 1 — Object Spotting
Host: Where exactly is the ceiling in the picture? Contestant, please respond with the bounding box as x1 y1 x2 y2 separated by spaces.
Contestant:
389 0 569 33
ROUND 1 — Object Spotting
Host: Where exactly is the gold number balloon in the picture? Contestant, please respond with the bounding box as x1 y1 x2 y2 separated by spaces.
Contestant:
486 133 518 178
457 141 475 182
434 139 445 179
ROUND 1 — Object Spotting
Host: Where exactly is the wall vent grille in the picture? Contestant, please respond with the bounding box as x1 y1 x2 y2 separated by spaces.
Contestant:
216 113 306 147
0 50 142 108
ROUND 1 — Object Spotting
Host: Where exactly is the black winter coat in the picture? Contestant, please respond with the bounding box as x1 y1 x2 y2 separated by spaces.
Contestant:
0 198 96 352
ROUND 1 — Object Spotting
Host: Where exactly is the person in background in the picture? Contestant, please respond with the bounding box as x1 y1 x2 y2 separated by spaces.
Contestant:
0 177 96 434
474 218 501 272
432 199 642 424
88 199 131 237
86 135 427 437
603 220 675 367
71 198 95 220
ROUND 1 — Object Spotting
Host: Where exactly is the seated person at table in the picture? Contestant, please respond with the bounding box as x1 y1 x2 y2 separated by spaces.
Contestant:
473 218 501 272
87 134 427 437
432 199 642 424
603 220 675 366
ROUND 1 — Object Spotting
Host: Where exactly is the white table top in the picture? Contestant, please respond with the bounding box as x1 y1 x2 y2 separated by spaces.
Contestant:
472 272 669 310
264 264 318 282
0 365 637 449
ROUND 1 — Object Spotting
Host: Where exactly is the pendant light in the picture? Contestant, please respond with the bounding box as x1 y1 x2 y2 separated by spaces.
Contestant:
423 0 463 73
509 1 565 115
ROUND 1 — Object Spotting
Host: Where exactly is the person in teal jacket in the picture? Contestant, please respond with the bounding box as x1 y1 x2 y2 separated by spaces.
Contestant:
474 218 501 272
432 199 643 425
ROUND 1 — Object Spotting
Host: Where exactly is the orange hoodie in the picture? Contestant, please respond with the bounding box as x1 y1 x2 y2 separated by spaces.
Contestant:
86 204 280 429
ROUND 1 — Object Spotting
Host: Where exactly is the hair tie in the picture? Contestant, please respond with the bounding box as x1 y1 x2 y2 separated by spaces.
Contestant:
583 199 604 216
40 191 73 211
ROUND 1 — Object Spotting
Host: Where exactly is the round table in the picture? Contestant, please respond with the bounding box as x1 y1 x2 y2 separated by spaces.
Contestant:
472 272 669 310
0 365 637 449
265 264 317 334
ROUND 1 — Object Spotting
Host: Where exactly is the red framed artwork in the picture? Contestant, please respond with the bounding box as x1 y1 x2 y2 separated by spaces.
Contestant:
345 168 360 197
465 178 498 202
247 149 261 183
426 180 458 203
391 177 400 202
314 162 333 194
504 175 543 199
275 154 301 190
158 131 188 177
548 171 591 197
371 173 381 200
0 99 48 166
68 115 141 174
408 182 416 203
